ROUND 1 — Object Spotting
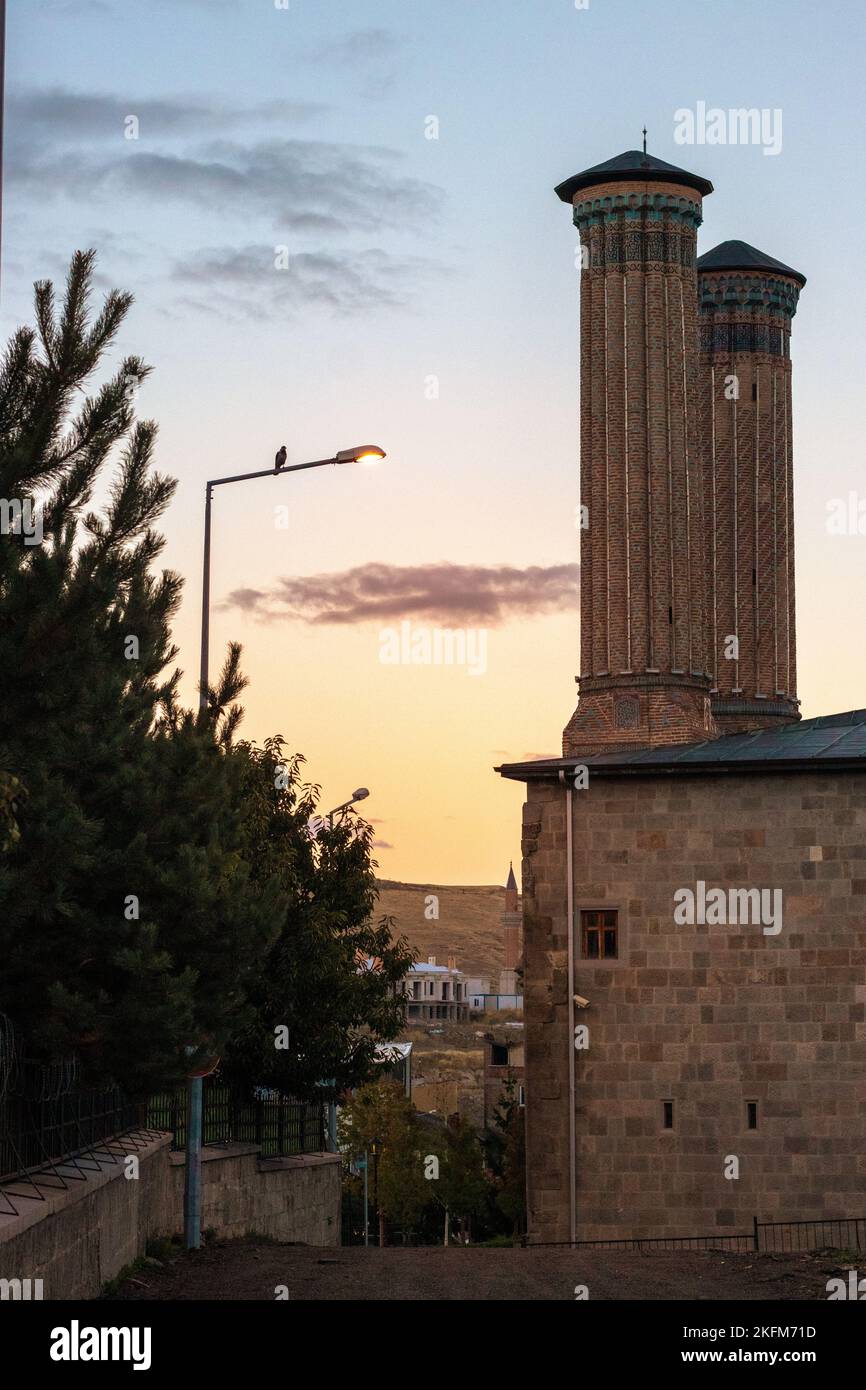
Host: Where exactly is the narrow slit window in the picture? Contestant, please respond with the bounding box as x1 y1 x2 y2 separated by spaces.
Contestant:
746 1101 758 1131
662 1100 674 1130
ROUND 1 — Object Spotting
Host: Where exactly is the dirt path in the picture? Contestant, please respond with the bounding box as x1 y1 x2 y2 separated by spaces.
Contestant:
106 1239 847 1301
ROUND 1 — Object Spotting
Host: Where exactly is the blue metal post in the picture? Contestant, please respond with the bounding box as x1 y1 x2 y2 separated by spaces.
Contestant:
363 1151 369 1247
184 1075 203 1248
328 1100 337 1152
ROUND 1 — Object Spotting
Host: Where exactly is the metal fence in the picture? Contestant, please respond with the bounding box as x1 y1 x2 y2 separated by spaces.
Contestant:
1 1065 326 1192
0 1059 146 1185
533 1215 866 1254
146 1080 326 1157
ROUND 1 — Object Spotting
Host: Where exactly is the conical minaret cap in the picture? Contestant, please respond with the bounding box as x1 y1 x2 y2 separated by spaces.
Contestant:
697 239 806 287
555 149 713 203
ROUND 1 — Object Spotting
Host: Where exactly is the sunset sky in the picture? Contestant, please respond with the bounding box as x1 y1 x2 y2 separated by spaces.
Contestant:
4 0 865 885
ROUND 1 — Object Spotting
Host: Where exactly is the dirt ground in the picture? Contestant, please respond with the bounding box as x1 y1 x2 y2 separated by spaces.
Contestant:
106 1238 849 1301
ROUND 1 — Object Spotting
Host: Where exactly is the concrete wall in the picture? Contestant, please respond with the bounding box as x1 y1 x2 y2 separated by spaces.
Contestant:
522 770 866 1243
167 1145 341 1246
0 1135 341 1299
0 1133 172 1300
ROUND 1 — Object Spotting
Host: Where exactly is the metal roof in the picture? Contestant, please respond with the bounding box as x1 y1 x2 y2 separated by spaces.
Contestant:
555 149 713 203
496 710 866 782
408 962 462 975
697 239 806 287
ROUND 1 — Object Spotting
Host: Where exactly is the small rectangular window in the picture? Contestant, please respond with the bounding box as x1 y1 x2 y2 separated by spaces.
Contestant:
581 910 618 960
662 1101 674 1130
746 1101 758 1130
751 382 758 402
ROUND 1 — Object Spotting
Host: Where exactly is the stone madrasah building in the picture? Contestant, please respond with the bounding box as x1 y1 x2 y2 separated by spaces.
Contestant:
497 146 866 1244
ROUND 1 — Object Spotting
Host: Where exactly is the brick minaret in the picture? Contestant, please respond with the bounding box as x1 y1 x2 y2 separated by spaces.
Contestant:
697 241 805 732
557 149 718 756
499 862 521 994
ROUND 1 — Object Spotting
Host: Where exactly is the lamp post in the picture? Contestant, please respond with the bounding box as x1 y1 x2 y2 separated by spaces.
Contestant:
362 1149 370 1247
370 1136 382 1248
184 442 386 1250
326 786 370 829
199 447 385 719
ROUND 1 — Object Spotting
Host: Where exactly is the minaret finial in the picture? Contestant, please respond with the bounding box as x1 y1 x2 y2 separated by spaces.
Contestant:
642 125 648 156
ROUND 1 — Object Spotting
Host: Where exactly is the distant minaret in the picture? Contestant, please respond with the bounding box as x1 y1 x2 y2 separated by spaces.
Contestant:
697 240 805 732
500 862 521 994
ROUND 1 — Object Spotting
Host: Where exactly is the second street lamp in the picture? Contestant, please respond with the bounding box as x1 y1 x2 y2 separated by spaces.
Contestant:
184 443 386 1250
326 787 370 829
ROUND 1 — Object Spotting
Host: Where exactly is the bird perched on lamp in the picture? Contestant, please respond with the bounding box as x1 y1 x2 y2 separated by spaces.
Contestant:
274 445 287 471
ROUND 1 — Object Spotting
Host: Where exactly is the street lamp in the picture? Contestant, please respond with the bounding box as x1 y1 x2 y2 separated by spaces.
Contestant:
335 446 386 465
185 445 386 1250
199 446 386 714
326 787 370 828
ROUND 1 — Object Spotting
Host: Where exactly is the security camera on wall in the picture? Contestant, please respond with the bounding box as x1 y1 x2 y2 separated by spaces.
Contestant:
574 994 591 1010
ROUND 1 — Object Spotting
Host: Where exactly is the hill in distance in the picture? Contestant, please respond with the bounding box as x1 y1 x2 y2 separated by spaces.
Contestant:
374 880 518 982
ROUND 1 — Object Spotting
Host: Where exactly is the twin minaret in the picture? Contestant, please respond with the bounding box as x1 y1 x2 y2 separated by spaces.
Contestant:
556 149 805 756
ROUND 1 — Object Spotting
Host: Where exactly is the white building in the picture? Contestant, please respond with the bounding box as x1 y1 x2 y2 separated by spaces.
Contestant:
405 956 468 1023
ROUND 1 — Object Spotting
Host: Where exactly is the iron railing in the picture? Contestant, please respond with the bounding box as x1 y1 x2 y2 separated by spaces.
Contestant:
0 1059 145 1185
146 1080 326 1157
532 1215 866 1254
1 1066 326 1190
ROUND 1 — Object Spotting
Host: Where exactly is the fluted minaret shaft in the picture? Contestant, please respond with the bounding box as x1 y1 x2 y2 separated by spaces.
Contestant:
697 242 805 732
556 151 718 756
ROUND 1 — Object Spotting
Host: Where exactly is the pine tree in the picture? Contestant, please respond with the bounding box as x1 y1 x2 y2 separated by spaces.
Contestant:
0 253 282 1094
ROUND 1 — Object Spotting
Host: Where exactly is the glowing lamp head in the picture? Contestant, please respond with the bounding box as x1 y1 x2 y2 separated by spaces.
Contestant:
335 444 386 466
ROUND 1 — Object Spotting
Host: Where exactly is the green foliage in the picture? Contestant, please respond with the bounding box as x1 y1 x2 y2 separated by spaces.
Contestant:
339 1079 430 1236
0 771 23 852
489 1078 527 1233
437 1114 489 1229
219 737 414 1099
0 252 408 1101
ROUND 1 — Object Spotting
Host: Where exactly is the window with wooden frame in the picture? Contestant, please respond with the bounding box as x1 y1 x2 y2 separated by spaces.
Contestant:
581 909 618 960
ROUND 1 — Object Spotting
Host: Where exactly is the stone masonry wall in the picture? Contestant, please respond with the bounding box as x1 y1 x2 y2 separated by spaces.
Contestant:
0 1137 341 1299
521 770 866 1243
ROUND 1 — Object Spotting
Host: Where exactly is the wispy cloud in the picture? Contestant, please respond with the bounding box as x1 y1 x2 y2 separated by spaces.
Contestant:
171 243 441 318
224 562 580 626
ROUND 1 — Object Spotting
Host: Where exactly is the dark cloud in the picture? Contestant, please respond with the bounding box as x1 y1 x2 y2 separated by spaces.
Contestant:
7 89 325 138
224 562 580 627
54 0 237 11
170 243 440 318
312 29 402 65
10 131 441 237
